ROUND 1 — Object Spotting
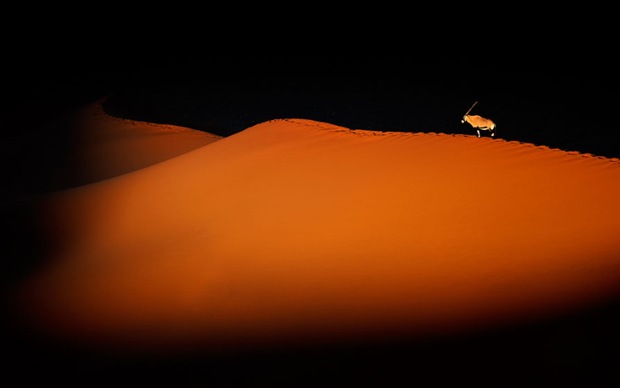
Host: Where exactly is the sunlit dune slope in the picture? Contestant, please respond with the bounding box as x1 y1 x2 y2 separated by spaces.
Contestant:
15 117 620 353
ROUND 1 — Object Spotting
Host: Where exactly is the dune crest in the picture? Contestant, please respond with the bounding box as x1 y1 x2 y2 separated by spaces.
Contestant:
14 117 620 354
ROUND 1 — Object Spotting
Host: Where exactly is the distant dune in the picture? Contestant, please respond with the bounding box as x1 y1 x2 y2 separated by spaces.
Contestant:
63 98 223 185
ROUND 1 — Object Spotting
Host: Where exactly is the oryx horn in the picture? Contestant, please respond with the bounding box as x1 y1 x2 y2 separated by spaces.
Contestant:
464 101 478 116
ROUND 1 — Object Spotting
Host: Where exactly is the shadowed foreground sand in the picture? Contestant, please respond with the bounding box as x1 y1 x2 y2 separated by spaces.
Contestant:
6 100 620 383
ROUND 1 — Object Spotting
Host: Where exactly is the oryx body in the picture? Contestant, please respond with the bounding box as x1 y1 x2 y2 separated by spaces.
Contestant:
461 101 496 138
462 114 496 138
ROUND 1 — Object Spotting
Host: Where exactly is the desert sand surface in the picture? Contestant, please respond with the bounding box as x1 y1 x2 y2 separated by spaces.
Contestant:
2 51 619 385
65 98 222 184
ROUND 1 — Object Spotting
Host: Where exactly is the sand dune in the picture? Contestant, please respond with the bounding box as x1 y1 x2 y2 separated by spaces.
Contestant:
12 103 620 361
65 98 223 184
1 98 222 205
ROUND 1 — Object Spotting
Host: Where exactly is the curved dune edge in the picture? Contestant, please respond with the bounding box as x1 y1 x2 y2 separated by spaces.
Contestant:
14 118 620 354
67 98 222 184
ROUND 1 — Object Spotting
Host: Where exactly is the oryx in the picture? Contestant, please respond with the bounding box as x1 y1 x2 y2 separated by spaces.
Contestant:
461 101 496 138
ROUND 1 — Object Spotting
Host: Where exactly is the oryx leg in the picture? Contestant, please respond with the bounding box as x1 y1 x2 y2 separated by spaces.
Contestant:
476 129 481 137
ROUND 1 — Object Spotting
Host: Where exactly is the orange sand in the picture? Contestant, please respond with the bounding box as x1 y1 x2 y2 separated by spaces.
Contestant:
10 100 620 356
